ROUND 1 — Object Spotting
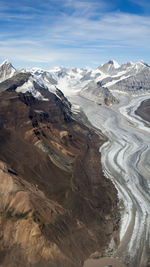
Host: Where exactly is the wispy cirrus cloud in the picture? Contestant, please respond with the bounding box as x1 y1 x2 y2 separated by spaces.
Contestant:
0 0 150 67
62 0 110 17
43 11 150 50
130 0 150 8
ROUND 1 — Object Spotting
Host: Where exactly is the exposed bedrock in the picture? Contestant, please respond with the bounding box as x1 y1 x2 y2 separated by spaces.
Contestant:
0 89 119 267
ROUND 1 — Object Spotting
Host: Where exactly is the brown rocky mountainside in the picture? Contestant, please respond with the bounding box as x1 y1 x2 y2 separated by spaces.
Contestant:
0 85 120 266
135 98 150 123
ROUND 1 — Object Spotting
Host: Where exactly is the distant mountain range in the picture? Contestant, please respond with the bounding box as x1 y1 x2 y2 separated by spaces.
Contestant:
0 59 150 105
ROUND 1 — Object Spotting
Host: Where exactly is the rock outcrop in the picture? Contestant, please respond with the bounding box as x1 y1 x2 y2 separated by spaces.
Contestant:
135 98 150 123
80 81 118 105
0 83 120 266
110 68 150 93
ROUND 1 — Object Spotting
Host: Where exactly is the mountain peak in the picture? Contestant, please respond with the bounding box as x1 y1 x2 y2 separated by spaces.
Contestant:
0 59 12 66
98 60 120 74
136 60 149 67
0 59 16 83
132 60 149 72
108 60 120 69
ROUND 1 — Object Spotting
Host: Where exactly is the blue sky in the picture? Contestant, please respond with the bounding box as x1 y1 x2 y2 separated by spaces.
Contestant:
0 0 150 68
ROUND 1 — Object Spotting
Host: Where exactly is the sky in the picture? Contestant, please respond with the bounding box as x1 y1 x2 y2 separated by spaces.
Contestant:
0 0 150 68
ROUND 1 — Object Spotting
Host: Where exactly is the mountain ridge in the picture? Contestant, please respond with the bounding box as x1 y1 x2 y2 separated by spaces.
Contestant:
0 60 150 96
0 59 150 107
0 84 120 266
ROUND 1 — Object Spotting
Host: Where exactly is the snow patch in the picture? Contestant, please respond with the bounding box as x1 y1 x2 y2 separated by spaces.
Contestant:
16 77 49 101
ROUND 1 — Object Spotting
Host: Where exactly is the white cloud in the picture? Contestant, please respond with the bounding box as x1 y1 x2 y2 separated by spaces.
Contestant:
63 0 108 17
0 0 150 66
45 12 150 48
0 12 35 20
0 45 84 64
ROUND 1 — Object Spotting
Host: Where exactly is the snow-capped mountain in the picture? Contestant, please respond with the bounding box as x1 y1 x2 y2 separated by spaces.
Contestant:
98 61 150 93
0 60 16 83
28 60 150 97
29 66 101 96
25 66 118 105
27 67 57 93
0 69 71 111
98 60 120 75
0 59 150 105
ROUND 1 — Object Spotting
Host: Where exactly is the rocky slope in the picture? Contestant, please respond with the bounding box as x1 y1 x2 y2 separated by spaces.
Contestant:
0 76 120 266
80 81 118 105
135 98 150 122
98 60 150 94
109 66 150 93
